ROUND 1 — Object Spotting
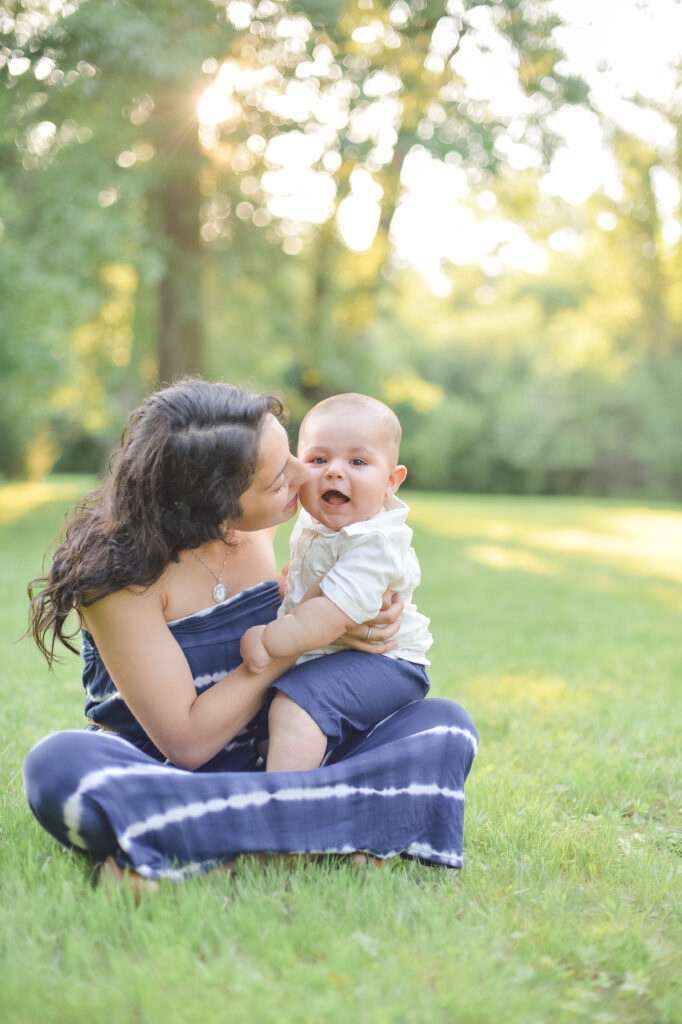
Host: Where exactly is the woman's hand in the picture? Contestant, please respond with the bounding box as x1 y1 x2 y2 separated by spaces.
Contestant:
336 590 403 654
276 561 290 601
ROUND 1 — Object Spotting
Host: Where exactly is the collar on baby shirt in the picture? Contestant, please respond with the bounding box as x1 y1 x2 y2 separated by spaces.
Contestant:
298 495 409 538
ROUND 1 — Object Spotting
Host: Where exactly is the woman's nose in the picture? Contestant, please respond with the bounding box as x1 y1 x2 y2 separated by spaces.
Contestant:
290 456 310 486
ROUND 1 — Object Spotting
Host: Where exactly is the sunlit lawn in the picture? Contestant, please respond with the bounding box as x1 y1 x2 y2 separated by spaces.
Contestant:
1 478 680 1024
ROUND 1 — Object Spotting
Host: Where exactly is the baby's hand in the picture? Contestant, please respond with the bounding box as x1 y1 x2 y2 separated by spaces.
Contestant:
240 625 272 674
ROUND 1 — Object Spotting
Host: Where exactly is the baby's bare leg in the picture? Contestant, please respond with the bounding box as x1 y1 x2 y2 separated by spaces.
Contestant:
266 692 327 772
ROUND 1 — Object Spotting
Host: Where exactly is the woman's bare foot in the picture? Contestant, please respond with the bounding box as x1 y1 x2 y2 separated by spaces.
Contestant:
98 855 159 901
351 852 384 867
98 856 236 898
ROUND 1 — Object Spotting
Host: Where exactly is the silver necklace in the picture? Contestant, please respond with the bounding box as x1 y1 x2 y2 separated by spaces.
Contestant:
189 539 230 603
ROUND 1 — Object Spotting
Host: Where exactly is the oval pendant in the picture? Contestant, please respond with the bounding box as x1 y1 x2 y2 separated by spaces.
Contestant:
212 582 227 603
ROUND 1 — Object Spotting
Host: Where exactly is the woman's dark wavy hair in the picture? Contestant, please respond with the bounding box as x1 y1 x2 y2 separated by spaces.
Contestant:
28 377 285 665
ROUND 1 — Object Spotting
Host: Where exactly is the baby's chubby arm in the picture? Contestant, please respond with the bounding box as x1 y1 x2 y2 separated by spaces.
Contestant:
240 527 409 672
240 596 354 673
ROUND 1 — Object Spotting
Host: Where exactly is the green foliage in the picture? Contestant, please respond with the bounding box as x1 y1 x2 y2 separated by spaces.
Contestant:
1 1 681 496
381 258 682 497
0 1 586 456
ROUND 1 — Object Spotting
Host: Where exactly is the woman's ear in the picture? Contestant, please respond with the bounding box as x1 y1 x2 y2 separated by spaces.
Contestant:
386 464 407 497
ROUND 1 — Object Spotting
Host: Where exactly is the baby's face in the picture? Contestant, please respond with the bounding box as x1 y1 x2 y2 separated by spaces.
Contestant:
297 409 403 530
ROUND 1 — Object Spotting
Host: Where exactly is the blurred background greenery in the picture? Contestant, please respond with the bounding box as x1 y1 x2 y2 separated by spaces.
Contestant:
1 0 680 497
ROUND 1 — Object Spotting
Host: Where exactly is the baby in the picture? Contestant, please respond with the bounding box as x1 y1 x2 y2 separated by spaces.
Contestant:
240 393 432 771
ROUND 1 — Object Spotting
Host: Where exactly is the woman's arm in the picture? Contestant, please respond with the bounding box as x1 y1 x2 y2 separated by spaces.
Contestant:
81 585 296 771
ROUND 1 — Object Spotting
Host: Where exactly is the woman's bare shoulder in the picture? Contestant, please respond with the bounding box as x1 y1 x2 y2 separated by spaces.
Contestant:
78 528 278 630
77 578 166 634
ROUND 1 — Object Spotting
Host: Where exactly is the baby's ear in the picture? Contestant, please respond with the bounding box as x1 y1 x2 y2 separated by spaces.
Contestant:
387 464 407 495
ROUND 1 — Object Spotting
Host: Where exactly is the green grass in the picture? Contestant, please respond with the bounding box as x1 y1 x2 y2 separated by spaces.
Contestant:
1 478 680 1024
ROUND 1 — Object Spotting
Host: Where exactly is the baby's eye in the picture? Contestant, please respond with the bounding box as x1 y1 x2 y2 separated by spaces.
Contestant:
349 458 366 467
309 456 327 465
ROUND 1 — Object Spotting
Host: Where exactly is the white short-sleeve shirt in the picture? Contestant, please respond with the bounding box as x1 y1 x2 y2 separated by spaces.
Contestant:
280 496 432 665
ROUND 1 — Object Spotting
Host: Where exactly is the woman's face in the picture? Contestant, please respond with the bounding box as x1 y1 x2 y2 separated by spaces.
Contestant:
232 415 309 532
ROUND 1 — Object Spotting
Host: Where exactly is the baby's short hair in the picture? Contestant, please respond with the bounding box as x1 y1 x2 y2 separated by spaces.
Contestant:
300 393 402 465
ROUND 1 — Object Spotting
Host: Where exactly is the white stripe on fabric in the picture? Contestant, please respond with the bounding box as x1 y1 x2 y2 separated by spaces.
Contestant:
87 670 230 702
364 716 479 755
118 780 465 845
404 841 463 866
60 721 259 849
132 842 462 879
85 686 122 705
58 737 468 854
86 668 241 711
193 671 228 692
223 734 254 753
134 857 228 881
62 760 189 849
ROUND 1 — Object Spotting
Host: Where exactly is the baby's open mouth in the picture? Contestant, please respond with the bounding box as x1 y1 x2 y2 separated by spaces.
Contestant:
322 490 350 506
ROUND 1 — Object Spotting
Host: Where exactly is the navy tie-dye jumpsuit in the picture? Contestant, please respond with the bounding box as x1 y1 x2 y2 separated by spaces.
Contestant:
23 581 478 880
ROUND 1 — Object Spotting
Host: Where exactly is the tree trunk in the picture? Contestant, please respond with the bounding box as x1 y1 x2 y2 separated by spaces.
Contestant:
153 92 204 383
156 179 203 383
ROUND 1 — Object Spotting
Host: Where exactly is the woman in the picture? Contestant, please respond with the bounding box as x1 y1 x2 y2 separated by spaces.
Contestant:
24 379 478 884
